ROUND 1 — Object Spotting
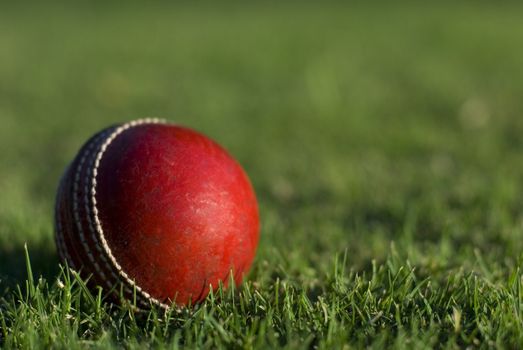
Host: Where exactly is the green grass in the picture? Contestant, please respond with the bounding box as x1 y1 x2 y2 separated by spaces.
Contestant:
2 1 523 348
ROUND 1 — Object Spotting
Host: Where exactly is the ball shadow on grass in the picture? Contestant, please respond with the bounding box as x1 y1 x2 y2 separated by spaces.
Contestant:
0 241 60 294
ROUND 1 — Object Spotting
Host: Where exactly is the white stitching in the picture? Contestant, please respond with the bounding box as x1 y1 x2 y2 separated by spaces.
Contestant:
72 130 113 288
89 118 171 309
83 129 151 307
57 120 173 308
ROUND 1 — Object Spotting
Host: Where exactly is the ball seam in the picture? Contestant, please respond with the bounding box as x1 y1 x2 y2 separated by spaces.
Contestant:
72 130 114 288
89 118 172 309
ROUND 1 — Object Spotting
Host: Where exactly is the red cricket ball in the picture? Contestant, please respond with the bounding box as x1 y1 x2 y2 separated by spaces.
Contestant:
55 119 260 308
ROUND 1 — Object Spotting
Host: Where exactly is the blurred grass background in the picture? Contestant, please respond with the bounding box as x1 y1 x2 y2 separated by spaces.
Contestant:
2 1 523 344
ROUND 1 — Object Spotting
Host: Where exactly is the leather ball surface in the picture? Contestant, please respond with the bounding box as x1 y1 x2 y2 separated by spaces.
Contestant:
55 119 260 307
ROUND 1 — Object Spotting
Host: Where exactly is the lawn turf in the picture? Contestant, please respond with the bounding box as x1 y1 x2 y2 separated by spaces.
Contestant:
2 1 523 348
